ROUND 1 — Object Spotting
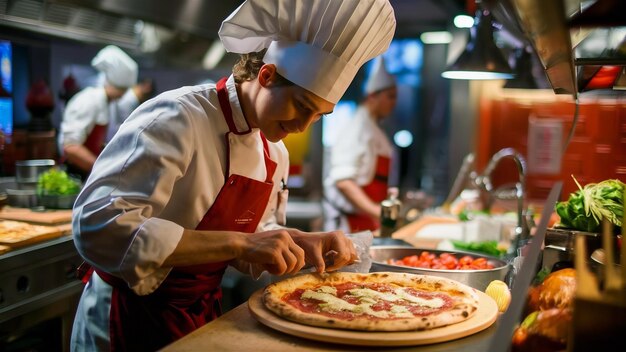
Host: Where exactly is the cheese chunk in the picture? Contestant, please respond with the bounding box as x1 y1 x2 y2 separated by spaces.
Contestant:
348 287 444 309
301 285 444 319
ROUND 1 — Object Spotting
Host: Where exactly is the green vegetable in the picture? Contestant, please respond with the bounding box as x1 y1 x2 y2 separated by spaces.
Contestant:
555 176 624 233
451 240 506 257
520 311 538 329
457 209 490 222
533 267 550 286
37 168 81 196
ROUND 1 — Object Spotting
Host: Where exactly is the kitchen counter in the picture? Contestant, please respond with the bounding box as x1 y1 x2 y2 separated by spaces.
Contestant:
160 298 500 352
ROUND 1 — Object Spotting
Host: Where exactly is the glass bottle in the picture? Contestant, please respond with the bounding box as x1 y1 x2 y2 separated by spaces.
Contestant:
380 187 402 237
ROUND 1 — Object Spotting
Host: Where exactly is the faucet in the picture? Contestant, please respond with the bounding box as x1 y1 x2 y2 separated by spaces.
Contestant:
473 148 529 257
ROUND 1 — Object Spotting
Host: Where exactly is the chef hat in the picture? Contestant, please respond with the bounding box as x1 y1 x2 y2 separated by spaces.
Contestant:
91 45 138 88
219 0 396 104
364 56 396 95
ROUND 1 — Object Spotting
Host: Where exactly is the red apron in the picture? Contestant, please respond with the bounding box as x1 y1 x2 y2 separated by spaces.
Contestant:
346 155 390 232
93 77 276 351
83 123 108 156
64 124 108 179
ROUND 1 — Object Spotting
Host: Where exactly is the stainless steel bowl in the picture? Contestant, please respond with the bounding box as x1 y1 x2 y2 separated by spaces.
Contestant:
369 246 509 291
15 159 55 184
6 188 38 208
38 194 78 209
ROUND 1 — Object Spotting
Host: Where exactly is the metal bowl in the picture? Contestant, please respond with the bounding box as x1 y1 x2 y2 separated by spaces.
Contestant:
6 188 38 208
369 246 509 291
15 159 55 184
38 194 78 209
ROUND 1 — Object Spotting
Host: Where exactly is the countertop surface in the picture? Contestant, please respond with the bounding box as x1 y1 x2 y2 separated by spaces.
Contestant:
161 298 501 352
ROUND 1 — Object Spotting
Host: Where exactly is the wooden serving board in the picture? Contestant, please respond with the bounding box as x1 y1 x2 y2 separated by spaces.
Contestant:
0 244 10 255
0 220 66 248
248 288 498 347
0 207 73 225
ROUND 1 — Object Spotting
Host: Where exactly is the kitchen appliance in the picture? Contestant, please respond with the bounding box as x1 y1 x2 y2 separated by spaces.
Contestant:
0 235 83 351
369 246 509 291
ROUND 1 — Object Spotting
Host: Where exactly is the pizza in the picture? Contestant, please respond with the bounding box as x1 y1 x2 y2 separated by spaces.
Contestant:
0 220 60 243
263 272 480 332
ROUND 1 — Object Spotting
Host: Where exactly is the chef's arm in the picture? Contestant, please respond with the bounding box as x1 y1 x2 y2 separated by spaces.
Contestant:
63 144 97 172
163 228 306 276
336 178 381 218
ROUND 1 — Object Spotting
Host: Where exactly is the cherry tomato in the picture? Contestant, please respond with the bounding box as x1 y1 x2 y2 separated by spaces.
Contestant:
459 255 474 266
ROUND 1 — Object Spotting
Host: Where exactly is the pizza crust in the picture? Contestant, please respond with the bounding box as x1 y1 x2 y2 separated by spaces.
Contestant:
0 220 61 244
263 272 480 332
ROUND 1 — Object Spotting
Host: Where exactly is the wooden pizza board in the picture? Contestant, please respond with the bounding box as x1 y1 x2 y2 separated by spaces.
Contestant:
248 288 498 347
0 207 73 225
0 220 66 249
0 244 10 255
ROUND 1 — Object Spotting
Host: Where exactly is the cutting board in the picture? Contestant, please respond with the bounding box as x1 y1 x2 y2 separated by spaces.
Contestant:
0 207 73 225
248 288 498 347
0 220 67 249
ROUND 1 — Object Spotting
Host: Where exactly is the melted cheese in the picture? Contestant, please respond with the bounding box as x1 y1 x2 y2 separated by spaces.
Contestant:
348 287 444 309
300 285 444 319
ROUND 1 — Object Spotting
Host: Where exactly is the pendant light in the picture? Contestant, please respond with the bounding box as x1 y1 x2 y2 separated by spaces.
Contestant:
442 8 514 80
503 47 539 89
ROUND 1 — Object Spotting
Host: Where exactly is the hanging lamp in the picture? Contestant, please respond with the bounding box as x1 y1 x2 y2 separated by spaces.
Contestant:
503 47 539 89
442 8 514 80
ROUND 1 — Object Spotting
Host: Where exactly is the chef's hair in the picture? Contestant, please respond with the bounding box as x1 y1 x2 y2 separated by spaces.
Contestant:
233 49 293 87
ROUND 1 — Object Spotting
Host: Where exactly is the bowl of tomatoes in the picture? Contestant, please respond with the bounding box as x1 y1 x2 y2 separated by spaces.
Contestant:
369 246 509 291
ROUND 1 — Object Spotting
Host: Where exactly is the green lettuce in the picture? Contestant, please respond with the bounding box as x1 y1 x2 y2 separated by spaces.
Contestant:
37 168 81 196
555 176 624 232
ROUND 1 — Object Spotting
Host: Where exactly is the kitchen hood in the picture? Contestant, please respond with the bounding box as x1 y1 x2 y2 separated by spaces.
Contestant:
484 0 626 96
0 0 242 69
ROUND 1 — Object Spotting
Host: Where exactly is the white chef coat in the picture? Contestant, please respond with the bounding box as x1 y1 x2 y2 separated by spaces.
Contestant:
106 88 140 142
323 105 393 231
59 87 110 150
71 76 289 351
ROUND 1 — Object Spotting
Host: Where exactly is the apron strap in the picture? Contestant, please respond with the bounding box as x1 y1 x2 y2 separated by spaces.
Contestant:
260 132 276 183
216 78 238 134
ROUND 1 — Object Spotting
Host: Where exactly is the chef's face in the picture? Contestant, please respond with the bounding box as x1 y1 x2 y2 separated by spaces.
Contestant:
370 86 397 119
104 84 127 101
251 65 334 142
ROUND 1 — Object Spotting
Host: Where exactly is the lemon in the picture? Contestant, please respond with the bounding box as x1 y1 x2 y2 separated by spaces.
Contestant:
485 280 511 312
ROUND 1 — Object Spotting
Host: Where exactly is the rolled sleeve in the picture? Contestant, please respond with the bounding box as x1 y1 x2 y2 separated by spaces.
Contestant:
122 218 183 295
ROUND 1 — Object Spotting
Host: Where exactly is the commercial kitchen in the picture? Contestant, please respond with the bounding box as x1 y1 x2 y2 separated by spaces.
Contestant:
0 0 624 351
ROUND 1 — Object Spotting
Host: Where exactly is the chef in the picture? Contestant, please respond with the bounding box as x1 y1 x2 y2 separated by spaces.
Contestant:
323 57 398 233
106 77 156 143
59 45 138 180
70 0 396 351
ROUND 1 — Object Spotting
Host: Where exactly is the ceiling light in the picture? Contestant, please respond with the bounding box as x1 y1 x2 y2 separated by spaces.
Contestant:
202 40 226 70
442 9 514 80
420 31 453 44
454 15 475 29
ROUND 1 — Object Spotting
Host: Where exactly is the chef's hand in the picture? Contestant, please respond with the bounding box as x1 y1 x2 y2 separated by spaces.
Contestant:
238 230 306 276
289 229 358 273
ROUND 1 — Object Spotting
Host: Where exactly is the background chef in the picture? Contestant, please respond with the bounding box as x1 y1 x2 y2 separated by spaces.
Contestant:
70 0 396 351
324 56 399 233
58 45 137 180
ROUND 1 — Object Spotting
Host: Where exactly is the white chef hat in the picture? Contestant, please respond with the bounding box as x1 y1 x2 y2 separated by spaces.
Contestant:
219 0 396 104
364 56 396 95
91 45 138 88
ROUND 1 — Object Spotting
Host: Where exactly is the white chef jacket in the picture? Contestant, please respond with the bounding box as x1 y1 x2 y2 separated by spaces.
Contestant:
59 87 110 150
106 88 140 142
71 76 289 350
323 105 393 231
